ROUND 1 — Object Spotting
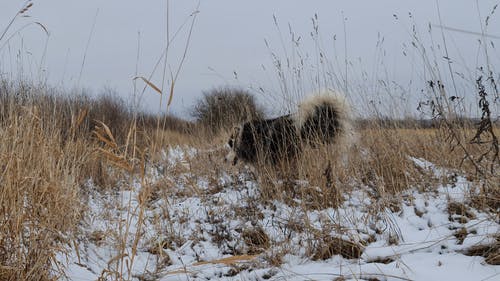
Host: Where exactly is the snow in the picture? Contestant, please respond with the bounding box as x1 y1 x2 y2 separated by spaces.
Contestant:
59 147 500 281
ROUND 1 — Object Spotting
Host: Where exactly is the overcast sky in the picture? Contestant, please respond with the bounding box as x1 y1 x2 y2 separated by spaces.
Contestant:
1 0 499 117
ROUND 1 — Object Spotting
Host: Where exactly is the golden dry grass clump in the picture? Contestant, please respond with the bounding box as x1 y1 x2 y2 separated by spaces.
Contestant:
0 81 196 280
0 98 91 280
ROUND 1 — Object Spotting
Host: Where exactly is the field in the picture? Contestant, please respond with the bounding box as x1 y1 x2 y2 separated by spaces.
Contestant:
0 82 498 281
1 2 499 281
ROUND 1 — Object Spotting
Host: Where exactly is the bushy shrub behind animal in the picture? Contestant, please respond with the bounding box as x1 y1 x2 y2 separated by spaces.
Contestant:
191 87 264 134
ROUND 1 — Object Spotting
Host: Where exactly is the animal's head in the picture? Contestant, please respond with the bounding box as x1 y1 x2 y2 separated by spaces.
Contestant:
225 126 241 165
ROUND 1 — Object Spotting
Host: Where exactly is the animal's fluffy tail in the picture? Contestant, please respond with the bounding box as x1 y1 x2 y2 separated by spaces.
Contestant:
295 91 351 146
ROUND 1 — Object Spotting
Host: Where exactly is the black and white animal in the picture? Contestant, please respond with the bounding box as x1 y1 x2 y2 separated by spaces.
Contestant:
225 91 351 165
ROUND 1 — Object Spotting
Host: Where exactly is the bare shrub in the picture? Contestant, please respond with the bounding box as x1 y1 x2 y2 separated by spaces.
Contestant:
89 88 132 144
191 87 264 134
138 113 194 136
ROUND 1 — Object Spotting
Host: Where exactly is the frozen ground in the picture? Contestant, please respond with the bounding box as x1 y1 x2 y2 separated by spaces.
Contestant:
59 147 499 281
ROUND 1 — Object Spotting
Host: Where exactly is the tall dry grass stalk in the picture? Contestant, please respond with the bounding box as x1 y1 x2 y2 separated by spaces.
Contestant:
0 88 91 280
251 11 499 212
0 80 197 280
0 2 34 44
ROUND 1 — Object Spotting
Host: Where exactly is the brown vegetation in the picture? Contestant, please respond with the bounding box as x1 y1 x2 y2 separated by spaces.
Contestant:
191 87 264 135
0 80 195 280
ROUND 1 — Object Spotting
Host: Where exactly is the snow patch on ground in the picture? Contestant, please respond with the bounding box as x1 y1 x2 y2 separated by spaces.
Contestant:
59 148 500 281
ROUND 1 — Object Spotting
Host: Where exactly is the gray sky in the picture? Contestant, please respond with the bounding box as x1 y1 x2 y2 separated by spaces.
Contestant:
1 0 499 117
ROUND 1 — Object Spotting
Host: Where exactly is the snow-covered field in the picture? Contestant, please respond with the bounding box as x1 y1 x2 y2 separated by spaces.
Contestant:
59 147 499 281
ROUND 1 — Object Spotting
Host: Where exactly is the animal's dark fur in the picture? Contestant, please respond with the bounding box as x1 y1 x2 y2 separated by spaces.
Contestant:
299 101 341 146
226 93 350 166
228 115 300 165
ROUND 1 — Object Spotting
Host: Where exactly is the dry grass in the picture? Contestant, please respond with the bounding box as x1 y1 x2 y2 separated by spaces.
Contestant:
248 125 428 210
1 79 497 279
221 119 498 213
1 3 498 278
0 81 197 280
0 94 91 280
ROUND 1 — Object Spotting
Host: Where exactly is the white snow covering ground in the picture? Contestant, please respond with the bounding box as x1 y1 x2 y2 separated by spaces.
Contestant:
58 147 499 281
